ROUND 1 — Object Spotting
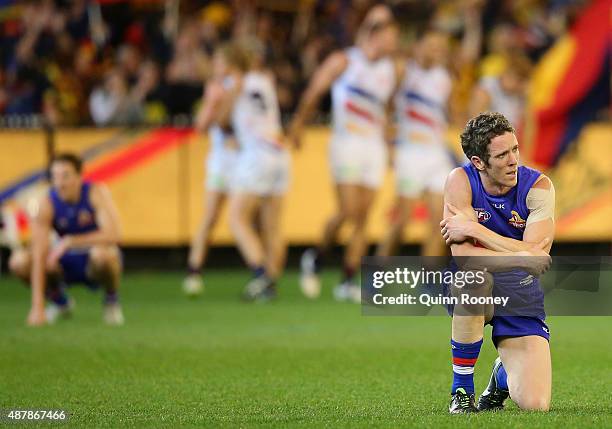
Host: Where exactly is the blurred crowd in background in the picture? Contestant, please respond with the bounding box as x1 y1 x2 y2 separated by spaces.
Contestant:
0 0 590 128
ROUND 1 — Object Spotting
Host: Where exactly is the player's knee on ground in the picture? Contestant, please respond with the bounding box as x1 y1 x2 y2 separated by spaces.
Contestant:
9 249 30 280
512 391 551 411
89 246 120 272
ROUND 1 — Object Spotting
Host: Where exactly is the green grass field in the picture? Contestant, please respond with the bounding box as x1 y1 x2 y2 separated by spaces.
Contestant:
1 270 611 428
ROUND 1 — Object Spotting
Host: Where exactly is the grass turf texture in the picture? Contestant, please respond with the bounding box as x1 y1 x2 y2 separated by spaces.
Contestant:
1 270 611 428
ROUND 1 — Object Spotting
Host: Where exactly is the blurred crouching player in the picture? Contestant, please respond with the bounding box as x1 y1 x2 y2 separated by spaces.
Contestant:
9 154 124 326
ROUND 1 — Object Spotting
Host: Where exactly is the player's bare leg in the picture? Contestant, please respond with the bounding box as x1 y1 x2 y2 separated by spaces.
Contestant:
230 193 265 269
495 336 551 411
184 190 226 296
344 186 376 268
260 195 286 280
259 195 285 282
188 190 226 270
321 184 360 250
9 248 73 323
87 245 123 325
300 184 359 298
336 185 376 303
230 192 275 301
376 196 414 257
451 271 493 342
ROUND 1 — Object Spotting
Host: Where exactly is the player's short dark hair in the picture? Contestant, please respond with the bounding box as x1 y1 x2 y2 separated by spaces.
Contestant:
460 112 515 165
51 153 83 174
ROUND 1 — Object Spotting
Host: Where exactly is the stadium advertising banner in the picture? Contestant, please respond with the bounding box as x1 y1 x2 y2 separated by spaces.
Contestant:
1 125 611 246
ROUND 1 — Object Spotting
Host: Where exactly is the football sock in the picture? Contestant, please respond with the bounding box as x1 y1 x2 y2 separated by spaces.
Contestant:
451 338 483 394
252 266 266 279
104 290 119 305
496 362 509 390
313 248 324 272
342 264 356 283
187 265 201 276
46 283 69 307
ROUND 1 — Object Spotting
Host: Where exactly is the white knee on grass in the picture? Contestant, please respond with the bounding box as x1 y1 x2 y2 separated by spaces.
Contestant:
511 390 550 411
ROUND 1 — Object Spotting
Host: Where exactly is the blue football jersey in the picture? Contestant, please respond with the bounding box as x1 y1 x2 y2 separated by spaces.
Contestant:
463 163 545 318
463 163 541 240
50 182 98 237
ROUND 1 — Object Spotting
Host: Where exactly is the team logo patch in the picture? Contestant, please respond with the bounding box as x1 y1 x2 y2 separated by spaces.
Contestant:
78 210 94 227
57 217 69 229
474 208 491 223
519 275 535 286
508 210 526 228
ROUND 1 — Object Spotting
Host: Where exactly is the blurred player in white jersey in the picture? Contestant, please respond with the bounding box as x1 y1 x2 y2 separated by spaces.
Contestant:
183 46 239 296
469 55 531 129
377 31 455 258
289 5 400 302
217 42 291 301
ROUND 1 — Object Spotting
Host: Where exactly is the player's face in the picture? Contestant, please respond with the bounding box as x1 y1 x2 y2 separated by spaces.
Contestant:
484 132 520 188
50 161 82 201
500 70 523 95
420 33 449 66
377 23 399 55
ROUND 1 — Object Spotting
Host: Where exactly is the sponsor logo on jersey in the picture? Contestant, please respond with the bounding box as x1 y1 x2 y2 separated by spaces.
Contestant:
493 202 505 209
475 208 491 223
57 217 69 229
508 210 526 228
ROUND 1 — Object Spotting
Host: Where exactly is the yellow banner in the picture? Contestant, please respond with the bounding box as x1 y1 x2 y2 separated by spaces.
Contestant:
1 125 610 245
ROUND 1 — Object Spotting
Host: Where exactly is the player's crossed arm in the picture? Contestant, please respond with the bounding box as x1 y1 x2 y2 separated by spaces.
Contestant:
442 172 555 254
441 168 551 274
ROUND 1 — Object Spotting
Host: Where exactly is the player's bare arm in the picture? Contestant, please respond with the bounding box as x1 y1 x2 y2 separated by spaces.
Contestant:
194 80 226 133
28 195 53 326
216 73 243 130
442 174 555 254
287 51 347 146
384 56 405 156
